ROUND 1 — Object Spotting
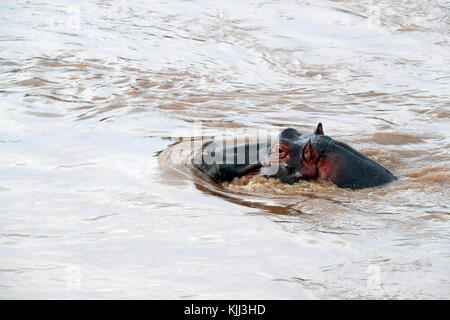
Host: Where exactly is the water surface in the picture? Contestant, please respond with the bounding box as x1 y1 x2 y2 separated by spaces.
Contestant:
0 0 449 299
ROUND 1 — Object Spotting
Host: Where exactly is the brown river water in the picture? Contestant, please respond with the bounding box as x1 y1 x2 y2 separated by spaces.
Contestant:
1 0 449 299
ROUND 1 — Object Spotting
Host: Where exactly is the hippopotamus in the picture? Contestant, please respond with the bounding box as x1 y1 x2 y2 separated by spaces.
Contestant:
193 123 396 190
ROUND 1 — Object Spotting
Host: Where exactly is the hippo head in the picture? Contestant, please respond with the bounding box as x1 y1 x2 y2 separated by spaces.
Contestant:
261 123 325 184
195 123 326 184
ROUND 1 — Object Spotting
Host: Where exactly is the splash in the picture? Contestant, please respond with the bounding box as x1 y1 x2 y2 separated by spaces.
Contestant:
223 174 339 196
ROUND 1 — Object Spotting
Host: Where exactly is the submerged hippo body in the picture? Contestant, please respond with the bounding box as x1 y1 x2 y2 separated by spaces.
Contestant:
194 123 396 190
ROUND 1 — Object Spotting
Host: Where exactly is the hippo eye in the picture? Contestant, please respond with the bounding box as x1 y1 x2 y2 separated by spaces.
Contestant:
271 144 289 160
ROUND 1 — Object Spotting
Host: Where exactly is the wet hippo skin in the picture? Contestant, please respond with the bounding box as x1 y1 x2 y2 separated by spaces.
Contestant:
194 123 396 190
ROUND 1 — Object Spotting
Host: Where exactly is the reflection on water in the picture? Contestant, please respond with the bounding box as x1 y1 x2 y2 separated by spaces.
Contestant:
0 0 449 299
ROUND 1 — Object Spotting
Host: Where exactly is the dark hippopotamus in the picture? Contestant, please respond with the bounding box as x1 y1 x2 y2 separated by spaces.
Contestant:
193 123 396 190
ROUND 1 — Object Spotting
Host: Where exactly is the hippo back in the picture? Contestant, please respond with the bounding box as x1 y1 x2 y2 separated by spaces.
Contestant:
318 136 396 189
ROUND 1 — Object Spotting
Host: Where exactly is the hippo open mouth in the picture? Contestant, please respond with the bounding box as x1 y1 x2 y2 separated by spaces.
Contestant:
193 123 396 190
193 139 269 183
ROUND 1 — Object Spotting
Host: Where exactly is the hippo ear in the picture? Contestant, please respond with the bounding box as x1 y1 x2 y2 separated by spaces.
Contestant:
314 123 324 135
303 139 320 164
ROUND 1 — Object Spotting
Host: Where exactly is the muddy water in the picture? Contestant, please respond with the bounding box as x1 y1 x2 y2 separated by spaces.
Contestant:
1 0 449 299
